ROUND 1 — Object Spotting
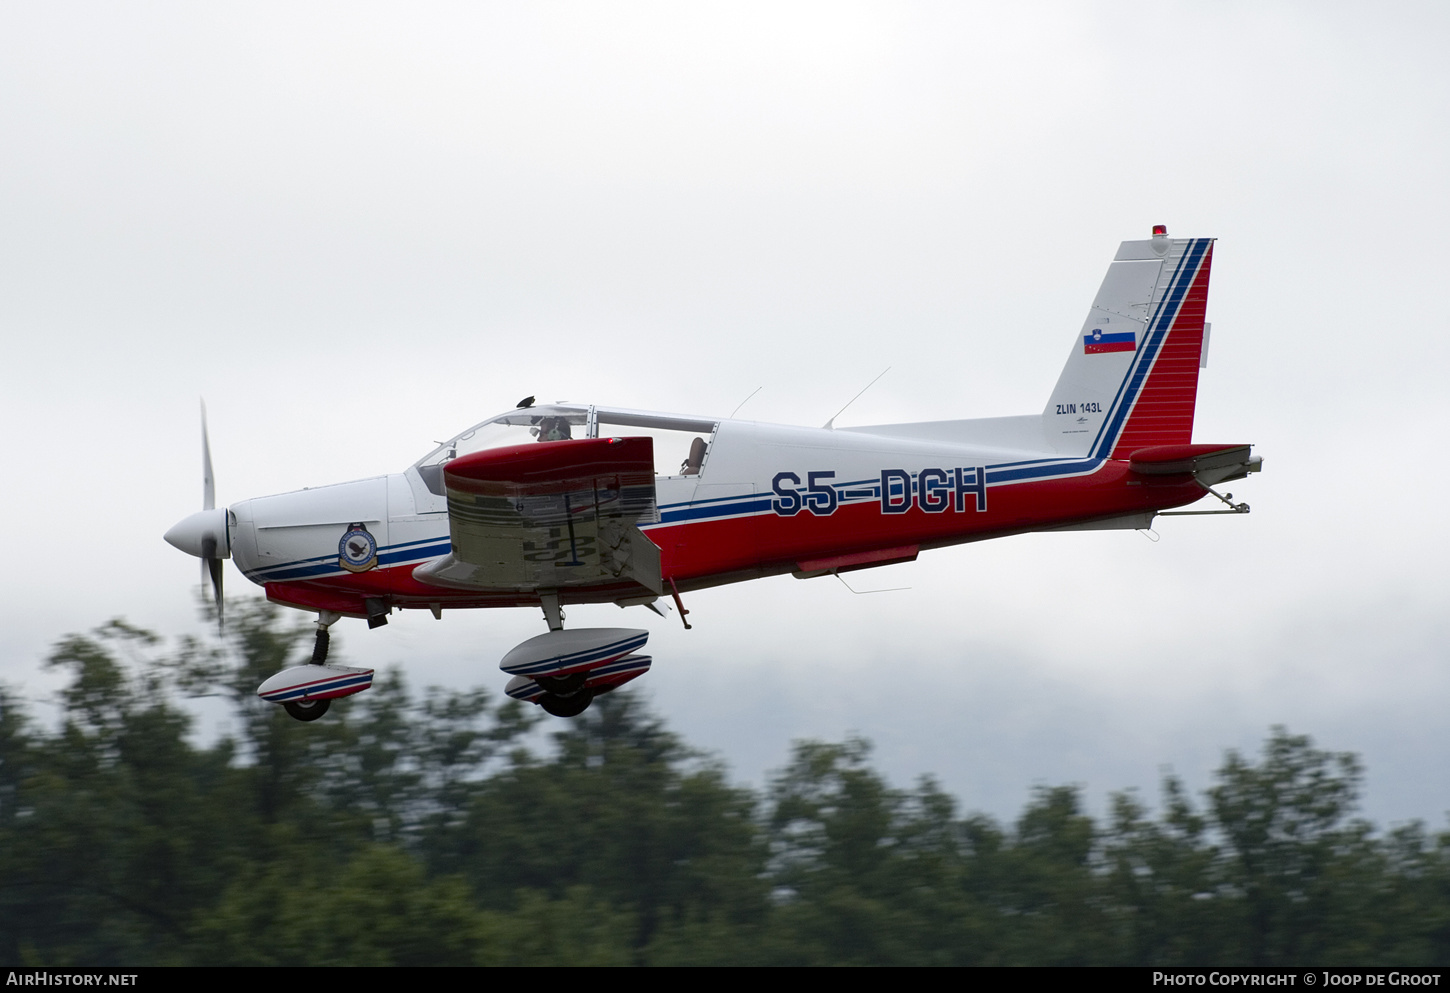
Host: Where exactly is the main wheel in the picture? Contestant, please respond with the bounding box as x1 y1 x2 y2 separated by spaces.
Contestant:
284 698 331 722
539 689 594 718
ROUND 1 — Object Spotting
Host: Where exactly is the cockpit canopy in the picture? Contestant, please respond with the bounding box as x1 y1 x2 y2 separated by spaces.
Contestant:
413 404 718 495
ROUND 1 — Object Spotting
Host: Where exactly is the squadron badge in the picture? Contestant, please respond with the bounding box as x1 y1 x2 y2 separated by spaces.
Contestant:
338 523 379 573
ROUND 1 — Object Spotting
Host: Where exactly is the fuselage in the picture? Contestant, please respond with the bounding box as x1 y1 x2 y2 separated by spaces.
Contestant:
226 405 1207 620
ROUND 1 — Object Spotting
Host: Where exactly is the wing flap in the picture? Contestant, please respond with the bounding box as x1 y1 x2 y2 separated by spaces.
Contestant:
413 437 662 594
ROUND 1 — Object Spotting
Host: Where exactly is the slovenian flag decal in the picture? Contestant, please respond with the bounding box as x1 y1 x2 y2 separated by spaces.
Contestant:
1083 328 1135 354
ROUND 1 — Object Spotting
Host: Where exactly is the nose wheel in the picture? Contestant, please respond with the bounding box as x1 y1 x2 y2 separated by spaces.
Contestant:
282 613 335 722
256 611 374 723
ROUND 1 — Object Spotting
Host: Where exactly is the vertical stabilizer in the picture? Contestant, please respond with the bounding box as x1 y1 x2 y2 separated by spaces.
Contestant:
1043 232 1214 458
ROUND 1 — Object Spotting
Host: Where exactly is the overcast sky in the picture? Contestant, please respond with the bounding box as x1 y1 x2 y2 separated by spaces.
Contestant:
3 2 1448 827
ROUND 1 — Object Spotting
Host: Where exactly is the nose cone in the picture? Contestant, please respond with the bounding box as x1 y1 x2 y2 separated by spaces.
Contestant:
164 508 231 559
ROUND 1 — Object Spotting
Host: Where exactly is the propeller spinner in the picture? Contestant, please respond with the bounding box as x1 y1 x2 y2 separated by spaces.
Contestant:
164 402 229 621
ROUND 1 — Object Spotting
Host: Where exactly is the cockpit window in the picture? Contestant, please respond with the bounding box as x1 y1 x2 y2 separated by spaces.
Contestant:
411 403 718 494
415 405 588 466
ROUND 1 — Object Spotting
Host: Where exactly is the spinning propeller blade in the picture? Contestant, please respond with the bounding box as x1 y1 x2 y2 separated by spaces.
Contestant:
200 404 224 623
206 553 224 623
162 401 228 625
202 400 215 512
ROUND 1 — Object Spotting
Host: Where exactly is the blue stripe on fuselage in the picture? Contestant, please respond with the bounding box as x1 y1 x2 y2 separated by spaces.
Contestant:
249 455 1115 580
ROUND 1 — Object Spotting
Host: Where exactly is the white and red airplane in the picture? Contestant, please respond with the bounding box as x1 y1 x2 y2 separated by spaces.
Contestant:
166 226 1260 721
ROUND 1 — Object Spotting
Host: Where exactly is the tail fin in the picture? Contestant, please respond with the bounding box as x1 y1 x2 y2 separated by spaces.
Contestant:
1044 232 1214 459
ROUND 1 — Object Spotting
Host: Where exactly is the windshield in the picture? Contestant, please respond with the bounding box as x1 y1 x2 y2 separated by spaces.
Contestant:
413 404 591 470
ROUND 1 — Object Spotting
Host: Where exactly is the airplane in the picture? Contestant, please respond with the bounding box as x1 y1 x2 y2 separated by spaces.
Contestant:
165 225 1261 721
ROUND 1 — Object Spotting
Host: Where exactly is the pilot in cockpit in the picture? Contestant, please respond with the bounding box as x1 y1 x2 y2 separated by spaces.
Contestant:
533 416 573 442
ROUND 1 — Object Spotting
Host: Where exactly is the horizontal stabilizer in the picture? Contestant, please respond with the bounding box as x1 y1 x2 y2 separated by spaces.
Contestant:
1129 444 1261 486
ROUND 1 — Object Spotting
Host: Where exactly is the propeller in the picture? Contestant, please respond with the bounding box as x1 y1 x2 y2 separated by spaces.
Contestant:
202 400 215 511
200 402 223 621
164 401 229 626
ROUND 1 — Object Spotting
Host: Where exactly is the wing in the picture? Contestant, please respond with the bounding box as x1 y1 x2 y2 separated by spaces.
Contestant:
412 436 662 595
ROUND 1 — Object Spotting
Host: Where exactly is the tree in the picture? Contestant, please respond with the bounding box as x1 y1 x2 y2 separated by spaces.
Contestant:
1101 777 1221 965
7 602 1450 966
1208 726 1377 964
763 738 973 965
0 621 246 963
436 691 770 961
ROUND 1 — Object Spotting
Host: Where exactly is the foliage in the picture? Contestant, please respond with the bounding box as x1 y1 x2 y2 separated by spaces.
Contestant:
1 603 1447 965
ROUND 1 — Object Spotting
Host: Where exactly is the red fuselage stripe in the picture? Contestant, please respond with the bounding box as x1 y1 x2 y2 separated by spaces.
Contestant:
264 462 1203 614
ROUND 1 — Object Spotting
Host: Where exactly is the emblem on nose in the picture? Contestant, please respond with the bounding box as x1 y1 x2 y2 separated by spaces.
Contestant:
339 523 379 573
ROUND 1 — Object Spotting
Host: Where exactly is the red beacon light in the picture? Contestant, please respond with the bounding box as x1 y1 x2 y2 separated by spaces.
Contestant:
1150 223 1170 255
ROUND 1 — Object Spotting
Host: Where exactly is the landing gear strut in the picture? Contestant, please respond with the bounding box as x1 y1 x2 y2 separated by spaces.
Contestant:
311 628 330 665
311 610 340 666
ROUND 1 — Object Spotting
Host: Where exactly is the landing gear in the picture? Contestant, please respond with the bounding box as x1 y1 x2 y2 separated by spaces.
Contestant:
286 612 336 722
259 611 370 723
311 627 330 665
536 672 587 696
284 698 331 722
539 689 595 718
498 594 650 718
535 671 593 718
311 610 339 665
